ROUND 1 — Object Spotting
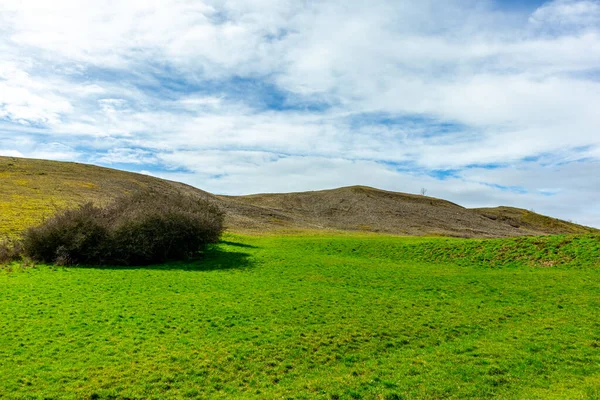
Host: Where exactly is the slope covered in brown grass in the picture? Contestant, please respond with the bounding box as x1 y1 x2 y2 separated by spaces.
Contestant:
1 156 596 238
0 156 292 237
221 186 598 237
472 206 594 235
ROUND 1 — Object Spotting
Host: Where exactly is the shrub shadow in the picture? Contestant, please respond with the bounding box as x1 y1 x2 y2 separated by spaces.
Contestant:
69 245 254 272
155 247 254 271
220 240 258 249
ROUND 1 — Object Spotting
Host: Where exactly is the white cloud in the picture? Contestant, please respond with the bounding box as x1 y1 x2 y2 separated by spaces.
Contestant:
530 0 600 33
0 61 73 124
0 0 599 226
27 142 79 161
91 147 158 165
0 149 24 157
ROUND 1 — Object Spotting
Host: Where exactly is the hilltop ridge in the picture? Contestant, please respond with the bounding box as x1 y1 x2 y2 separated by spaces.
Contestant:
1 156 596 238
220 185 595 236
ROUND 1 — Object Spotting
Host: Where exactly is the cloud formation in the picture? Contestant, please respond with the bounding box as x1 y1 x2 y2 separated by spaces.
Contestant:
0 0 599 226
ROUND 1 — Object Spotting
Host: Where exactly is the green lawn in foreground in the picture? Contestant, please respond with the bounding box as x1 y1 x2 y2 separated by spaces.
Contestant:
1 233 599 399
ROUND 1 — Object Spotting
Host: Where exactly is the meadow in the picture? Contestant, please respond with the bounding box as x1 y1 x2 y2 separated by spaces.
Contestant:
1 233 599 399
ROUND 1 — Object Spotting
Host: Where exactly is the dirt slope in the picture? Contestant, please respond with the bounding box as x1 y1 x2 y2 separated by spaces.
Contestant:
1 156 596 238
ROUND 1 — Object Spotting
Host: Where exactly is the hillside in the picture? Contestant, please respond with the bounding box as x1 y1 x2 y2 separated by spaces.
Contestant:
1 156 597 238
472 206 593 235
0 156 216 237
221 186 591 237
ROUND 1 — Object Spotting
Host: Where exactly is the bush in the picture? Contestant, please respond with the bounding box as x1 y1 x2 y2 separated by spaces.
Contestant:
21 190 224 266
106 191 224 265
22 203 110 265
0 238 24 264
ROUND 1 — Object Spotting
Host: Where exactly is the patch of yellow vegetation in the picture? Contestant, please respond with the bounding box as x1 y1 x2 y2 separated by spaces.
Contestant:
0 156 201 238
0 195 73 237
66 181 99 189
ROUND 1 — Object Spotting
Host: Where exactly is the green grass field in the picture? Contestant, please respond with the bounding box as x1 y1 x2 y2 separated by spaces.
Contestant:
1 233 599 399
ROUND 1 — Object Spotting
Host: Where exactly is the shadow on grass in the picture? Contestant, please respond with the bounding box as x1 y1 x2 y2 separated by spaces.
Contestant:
220 240 258 249
69 246 254 272
158 247 254 272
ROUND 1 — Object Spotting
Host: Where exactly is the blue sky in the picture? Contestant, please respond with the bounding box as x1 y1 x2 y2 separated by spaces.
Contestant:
499 0 548 9
1 0 599 227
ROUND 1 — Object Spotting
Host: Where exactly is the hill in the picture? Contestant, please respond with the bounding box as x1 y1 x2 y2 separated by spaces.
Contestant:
1 156 597 238
220 186 597 237
472 206 593 235
0 156 215 237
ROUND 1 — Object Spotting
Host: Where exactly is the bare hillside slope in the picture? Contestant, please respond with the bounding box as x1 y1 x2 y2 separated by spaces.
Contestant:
1 156 596 237
472 206 593 235
222 186 597 237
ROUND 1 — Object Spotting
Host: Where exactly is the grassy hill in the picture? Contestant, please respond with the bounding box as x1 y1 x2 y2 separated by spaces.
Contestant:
0 156 213 237
1 156 597 238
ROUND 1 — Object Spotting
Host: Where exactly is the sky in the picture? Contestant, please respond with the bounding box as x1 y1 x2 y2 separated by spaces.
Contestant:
0 0 599 227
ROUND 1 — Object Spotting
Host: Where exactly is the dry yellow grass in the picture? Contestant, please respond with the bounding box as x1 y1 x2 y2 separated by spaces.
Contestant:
0 156 208 237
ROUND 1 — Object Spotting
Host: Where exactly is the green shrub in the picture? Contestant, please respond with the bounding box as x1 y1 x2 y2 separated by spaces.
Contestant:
21 191 224 266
